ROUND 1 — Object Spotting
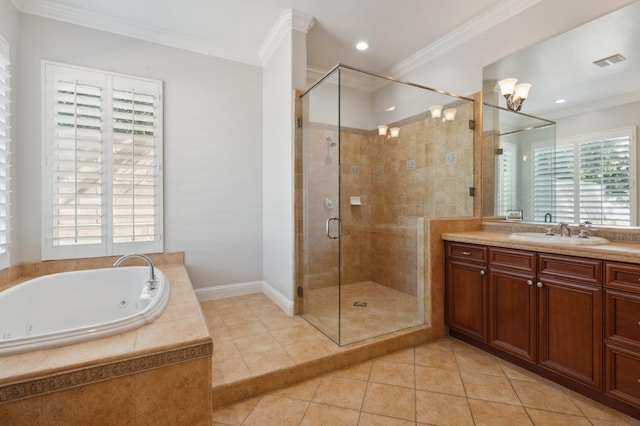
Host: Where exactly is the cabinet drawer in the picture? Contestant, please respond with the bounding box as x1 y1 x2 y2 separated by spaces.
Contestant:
606 262 640 293
447 242 487 263
489 248 536 272
605 289 640 351
538 254 602 286
605 343 640 407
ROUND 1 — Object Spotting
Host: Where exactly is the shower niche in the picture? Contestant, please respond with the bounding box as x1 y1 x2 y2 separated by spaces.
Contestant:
298 64 475 345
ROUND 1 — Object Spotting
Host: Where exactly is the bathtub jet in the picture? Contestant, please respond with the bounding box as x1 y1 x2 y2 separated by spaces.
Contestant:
0 266 170 356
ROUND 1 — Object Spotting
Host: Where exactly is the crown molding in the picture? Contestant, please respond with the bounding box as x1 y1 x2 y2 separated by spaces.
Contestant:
11 0 262 66
259 9 315 66
389 0 542 78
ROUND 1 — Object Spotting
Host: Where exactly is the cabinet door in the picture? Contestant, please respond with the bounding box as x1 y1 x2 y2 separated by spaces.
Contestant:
538 276 602 389
446 259 487 342
488 268 537 363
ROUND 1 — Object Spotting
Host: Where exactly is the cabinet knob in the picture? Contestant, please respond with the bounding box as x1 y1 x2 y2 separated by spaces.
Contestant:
526 280 533 286
536 282 543 288
480 270 485 276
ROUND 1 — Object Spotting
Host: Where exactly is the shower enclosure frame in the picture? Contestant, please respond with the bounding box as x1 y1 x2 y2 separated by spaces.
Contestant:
297 63 475 346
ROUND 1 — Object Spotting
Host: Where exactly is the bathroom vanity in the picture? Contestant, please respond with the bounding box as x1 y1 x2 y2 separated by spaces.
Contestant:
443 232 640 419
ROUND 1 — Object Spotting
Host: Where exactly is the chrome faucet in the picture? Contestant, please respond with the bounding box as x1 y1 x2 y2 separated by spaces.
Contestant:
113 254 157 290
558 222 571 237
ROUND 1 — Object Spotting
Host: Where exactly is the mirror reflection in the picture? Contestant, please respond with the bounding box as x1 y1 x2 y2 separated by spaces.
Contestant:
482 1 640 226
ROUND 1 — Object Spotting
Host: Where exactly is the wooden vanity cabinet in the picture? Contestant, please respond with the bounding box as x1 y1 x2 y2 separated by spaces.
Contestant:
445 243 488 342
488 248 537 363
537 255 603 390
446 243 603 390
604 262 640 407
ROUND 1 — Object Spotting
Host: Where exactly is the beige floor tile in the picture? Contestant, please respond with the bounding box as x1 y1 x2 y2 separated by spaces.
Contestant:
415 390 474 425
233 332 281 356
211 396 260 426
214 357 251 385
284 336 339 363
415 365 465 396
270 324 318 346
312 375 368 410
362 382 416 421
243 346 295 375
377 347 415 365
357 412 416 425
526 408 592 425
454 349 505 377
510 378 582 415
242 394 309 426
469 399 533 426
414 345 458 369
421 337 454 352
275 377 322 401
331 360 372 381
369 360 415 388
497 359 540 382
300 402 360 425
566 390 640 425
460 371 521 405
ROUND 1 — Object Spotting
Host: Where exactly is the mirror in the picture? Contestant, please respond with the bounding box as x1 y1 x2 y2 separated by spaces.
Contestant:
482 1 640 226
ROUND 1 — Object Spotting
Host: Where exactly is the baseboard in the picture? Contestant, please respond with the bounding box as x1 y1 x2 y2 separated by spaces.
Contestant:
194 280 294 316
262 281 295 316
194 281 263 301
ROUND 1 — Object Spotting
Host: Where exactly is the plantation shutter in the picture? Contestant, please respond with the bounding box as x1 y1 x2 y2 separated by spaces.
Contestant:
495 143 516 216
579 137 631 226
43 62 163 260
0 40 10 268
533 145 563 222
111 77 161 247
51 78 104 247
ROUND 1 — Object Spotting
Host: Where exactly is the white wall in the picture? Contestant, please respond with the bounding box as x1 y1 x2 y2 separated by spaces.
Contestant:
262 30 295 302
15 14 263 288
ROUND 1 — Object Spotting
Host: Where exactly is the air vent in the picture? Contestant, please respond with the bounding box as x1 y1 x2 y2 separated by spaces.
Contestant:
593 53 626 67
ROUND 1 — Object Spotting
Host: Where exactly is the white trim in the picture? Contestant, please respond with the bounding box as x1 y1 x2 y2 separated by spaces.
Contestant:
389 0 542 78
195 281 263 301
262 280 295 316
194 280 295 316
12 0 261 66
259 9 315 66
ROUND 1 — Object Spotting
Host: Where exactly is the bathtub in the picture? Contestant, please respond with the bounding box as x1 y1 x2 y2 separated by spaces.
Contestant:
0 266 170 356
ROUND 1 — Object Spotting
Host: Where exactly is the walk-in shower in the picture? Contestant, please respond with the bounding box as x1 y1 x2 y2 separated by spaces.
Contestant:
298 64 475 345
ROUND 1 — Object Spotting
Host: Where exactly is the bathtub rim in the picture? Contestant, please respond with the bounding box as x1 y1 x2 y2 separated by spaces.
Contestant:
0 266 171 357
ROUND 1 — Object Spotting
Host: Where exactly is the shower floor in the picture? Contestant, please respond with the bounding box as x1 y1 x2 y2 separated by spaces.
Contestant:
303 281 423 345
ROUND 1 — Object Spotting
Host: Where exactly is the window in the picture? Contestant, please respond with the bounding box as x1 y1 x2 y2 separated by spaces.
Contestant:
533 127 636 226
0 37 10 269
42 62 163 260
495 141 516 216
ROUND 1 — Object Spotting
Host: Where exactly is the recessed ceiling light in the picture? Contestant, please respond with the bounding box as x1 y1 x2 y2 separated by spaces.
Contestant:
356 41 369 51
555 99 566 104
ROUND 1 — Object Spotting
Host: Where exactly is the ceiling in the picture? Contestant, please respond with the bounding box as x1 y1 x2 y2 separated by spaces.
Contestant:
12 0 512 74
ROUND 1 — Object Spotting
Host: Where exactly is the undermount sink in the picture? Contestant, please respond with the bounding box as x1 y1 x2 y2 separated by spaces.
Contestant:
509 232 610 246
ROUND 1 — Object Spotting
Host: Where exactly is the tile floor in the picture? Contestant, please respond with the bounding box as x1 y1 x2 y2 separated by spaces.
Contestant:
203 293 640 425
303 281 423 344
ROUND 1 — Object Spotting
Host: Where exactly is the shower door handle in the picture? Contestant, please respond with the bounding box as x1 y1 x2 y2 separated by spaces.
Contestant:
326 217 342 240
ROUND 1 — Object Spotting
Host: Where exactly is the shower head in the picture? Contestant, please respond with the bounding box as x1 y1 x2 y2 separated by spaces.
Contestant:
326 137 337 147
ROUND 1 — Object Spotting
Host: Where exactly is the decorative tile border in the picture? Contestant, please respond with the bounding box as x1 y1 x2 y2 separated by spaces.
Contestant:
0 341 212 404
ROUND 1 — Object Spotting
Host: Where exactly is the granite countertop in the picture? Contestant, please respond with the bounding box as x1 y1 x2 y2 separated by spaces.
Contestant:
442 231 640 264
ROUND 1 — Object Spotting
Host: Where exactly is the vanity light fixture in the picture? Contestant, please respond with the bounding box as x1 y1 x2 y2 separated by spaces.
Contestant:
443 108 457 121
498 78 532 112
429 105 442 118
377 124 399 138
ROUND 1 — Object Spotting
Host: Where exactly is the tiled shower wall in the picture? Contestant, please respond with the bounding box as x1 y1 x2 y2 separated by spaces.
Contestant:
302 100 474 296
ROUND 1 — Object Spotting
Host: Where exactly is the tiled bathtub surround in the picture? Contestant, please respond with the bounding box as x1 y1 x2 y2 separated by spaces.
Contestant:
0 255 213 425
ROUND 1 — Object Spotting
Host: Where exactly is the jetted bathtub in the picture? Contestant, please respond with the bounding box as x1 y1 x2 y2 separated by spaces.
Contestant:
0 266 170 356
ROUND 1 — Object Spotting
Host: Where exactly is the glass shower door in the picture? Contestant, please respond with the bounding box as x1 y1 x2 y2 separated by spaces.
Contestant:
300 69 341 343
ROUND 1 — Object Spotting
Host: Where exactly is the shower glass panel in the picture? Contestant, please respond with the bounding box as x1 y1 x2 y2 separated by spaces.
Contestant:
300 64 475 345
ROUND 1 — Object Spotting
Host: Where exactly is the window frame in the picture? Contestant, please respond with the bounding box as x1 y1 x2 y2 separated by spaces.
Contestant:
41 61 164 260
